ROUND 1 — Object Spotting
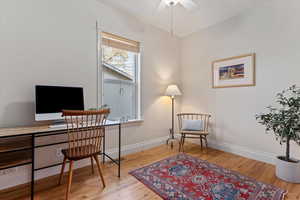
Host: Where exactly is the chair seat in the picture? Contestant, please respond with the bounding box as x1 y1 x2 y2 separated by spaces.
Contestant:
62 145 100 160
180 130 209 135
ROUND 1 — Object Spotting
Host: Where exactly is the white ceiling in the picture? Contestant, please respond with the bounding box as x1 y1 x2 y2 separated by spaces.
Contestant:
98 0 259 37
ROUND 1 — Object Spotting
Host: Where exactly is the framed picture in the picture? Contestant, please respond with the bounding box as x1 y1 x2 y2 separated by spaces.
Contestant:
212 53 256 88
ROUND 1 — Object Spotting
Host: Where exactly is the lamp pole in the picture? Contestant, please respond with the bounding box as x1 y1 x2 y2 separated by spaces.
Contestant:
171 96 174 138
165 84 181 149
166 96 178 148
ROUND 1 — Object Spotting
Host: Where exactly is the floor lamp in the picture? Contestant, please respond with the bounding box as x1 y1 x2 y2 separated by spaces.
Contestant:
165 84 182 148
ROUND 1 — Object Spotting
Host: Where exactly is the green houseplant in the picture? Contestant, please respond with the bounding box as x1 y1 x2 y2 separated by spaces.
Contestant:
256 85 300 183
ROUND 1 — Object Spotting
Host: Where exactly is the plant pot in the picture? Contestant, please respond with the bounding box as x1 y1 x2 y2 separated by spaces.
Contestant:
275 156 300 183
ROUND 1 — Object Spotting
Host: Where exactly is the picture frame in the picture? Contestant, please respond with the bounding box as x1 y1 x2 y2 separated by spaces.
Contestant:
212 53 256 88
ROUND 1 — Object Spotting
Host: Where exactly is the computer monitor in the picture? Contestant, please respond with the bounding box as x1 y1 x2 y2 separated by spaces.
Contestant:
35 85 84 121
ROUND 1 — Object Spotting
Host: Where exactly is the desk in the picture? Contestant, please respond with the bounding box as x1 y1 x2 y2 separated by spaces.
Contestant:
0 121 121 200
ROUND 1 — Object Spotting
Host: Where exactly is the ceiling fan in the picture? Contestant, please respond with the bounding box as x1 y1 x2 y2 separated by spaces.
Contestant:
158 0 197 11
157 0 197 36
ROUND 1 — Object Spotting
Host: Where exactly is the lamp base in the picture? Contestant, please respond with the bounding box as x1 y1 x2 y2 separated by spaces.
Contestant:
166 128 179 149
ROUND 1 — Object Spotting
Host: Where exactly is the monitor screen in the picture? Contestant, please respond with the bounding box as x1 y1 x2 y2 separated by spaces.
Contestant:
35 85 84 115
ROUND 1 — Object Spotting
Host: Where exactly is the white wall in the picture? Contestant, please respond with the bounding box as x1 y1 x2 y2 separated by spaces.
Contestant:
0 0 98 127
180 0 300 163
0 0 181 189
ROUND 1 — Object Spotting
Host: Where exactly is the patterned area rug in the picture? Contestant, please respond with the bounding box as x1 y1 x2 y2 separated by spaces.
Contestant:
129 154 286 200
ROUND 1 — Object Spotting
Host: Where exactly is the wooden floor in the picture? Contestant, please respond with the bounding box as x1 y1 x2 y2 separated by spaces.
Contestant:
2 143 300 200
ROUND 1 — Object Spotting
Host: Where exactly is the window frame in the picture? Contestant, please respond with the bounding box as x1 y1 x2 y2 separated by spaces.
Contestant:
98 32 141 121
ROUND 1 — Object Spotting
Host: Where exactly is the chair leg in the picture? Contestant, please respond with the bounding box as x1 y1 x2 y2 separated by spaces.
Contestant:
59 157 67 185
179 135 183 152
204 136 208 148
182 134 186 152
91 157 94 174
66 160 74 200
93 155 106 188
200 136 203 149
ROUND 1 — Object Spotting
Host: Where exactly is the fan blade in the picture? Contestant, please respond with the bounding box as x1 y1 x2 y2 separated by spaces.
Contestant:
180 0 197 10
158 1 167 11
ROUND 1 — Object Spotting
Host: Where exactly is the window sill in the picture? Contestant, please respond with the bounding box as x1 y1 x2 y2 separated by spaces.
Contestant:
122 119 144 124
124 119 144 124
106 119 144 126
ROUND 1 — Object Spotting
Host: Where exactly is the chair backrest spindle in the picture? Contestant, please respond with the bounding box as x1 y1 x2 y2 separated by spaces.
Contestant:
62 109 110 158
177 113 211 133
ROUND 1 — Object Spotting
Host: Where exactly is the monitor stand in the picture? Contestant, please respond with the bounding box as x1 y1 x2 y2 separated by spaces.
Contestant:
49 120 67 129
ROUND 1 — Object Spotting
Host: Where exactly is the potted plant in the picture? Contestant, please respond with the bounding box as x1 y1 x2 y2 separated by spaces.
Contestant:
256 85 300 183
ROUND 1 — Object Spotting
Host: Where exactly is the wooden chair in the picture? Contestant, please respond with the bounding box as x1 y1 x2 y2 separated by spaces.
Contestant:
58 109 110 200
177 113 211 152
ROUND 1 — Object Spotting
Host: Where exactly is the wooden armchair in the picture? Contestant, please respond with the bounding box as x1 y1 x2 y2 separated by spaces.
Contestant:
59 109 109 200
177 113 211 152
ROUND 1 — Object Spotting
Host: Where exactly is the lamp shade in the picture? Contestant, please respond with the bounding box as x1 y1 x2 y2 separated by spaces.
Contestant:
165 84 182 97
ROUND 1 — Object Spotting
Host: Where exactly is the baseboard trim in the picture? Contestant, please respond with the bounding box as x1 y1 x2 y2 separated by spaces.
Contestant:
189 139 276 165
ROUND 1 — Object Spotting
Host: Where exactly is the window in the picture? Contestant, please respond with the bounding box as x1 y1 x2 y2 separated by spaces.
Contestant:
101 32 140 121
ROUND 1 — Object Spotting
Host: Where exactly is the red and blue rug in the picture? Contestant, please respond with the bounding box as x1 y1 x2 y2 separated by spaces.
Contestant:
129 154 286 200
